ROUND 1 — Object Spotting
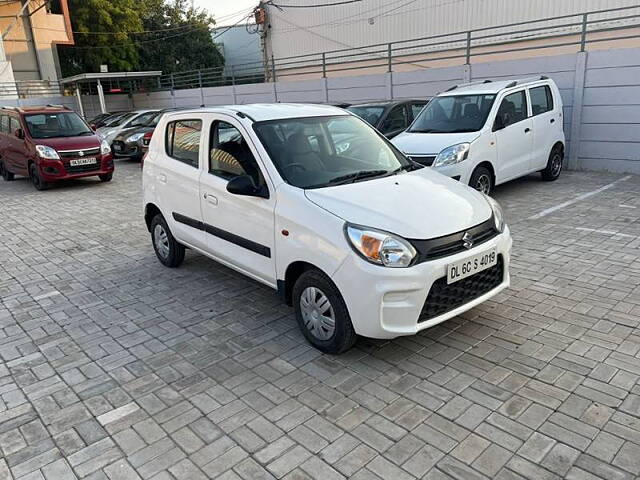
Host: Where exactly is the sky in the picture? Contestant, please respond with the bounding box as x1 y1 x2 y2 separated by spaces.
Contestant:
194 0 260 26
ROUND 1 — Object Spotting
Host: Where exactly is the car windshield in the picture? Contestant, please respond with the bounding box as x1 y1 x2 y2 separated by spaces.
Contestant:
254 115 420 189
346 106 385 126
409 94 496 133
129 111 158 127
24 112 93 139
102 112 134 128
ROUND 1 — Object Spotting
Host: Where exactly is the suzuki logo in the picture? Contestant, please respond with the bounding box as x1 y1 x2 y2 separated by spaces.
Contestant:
462 232 474 249
78 150 85 157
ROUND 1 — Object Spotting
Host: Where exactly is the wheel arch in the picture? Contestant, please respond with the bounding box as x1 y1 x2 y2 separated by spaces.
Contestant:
279 261 329 306
144 203 162 232
473 161 496 185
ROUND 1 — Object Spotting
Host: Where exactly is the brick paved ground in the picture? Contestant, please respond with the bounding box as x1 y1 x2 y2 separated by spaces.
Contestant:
1 161 640 480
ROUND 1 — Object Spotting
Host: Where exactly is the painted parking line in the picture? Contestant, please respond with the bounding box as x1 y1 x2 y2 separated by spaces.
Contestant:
529 176 631 220
575 227 636 239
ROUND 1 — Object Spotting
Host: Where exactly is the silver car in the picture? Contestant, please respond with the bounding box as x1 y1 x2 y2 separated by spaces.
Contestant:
97 110 159 145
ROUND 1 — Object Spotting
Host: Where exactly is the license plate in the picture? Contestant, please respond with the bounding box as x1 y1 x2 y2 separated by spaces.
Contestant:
113 144 122 151
70 157 97 166
447 248 497 284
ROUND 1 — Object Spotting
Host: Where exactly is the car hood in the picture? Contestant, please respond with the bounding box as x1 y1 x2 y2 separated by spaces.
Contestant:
114 126 153 142
392 131 480 155
96 126 123 143
35 136 101 151
305 168 492 239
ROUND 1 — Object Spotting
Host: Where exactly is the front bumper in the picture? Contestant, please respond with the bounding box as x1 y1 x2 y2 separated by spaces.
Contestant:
331 226 512 339
39 155 114 182
112 140 143 159
432 161 473 184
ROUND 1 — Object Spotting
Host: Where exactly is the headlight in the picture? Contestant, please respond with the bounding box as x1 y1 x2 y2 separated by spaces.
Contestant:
345 224 416 268
433 143 470 167
35 145 60 160
485 195 505 232
126 133 145 143
101 140 111 155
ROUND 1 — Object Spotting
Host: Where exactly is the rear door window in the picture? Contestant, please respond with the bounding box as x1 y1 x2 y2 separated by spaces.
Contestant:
529 85 554 116
166 120 202 168
0 115 9 134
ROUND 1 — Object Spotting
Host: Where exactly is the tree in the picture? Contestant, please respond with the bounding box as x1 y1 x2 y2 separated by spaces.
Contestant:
58 0 142 77
58 0 225 78
137 0 224 75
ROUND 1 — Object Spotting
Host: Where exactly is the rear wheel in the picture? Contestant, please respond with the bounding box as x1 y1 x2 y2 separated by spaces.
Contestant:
151 214 185 268
469 165 493 195
99 173 113 182
29 163 48 191
541 145 563 181
293 269 357 354
0 160 14 181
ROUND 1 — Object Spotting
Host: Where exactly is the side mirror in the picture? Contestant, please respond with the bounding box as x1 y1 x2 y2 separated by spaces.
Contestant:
227 174 269 199
493 115 505 132
90 124 97 131
15 128 24 139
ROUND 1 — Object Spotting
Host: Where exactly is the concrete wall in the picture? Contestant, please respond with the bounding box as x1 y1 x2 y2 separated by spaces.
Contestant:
62 46 640 174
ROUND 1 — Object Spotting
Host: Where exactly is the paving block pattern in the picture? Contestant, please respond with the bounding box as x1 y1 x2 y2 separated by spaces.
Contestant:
1 164 640 479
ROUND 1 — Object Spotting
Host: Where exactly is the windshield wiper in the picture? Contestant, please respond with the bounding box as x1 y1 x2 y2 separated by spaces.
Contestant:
392 163 423 174
326 169 389 186
409 128 445 133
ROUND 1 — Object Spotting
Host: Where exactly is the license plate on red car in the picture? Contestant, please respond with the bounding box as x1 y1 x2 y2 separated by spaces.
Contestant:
70 157 97 166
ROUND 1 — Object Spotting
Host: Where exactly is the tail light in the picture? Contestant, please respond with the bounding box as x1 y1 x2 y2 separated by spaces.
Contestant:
143 131 153 146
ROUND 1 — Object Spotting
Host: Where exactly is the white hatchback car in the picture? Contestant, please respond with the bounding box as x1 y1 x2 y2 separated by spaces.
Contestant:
392 76 565 194
143 104 512 353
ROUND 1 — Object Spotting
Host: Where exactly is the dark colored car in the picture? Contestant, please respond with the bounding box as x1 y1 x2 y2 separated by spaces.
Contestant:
0 106 114 190
111 108 182 161
88 111 127 129
347 99 428 138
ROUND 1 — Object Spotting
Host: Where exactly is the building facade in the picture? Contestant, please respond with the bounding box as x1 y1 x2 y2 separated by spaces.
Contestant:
0 0 74 89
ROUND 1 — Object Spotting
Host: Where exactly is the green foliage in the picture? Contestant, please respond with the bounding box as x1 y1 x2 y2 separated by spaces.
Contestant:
58 0 224 77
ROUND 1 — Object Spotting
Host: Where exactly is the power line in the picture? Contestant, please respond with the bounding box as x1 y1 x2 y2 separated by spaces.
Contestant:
270 0 363 8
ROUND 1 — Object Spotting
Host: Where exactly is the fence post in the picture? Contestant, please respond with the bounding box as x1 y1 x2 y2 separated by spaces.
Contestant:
231 65 236 86
465 31 472 64
170 74 176 107
231 66 237 104
271 55 277 83
198 70 205 107
387 43 393 72
569 51 588 170
580 13 588 52
322 53 327 78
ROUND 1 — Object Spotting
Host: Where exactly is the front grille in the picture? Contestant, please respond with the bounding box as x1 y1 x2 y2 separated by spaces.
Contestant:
418 255 504 322
58 148 100 159
409 155 436 166
112 141 137 155
410 218 498 263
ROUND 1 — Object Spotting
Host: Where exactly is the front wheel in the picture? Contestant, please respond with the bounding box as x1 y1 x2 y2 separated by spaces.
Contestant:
30 163 48 191
150 214 185 268
0 160 14 181
469 165 493 195
541 145 563 181
292 269 357 354
99 173 113 182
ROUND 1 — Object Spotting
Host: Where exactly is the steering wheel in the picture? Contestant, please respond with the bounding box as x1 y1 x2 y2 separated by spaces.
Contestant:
283 163 307 175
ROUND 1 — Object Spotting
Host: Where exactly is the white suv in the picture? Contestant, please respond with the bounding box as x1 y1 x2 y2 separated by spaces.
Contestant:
143 104 512 353
392 76 565 194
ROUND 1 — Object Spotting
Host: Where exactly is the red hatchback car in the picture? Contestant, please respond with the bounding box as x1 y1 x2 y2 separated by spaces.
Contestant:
0 105 114 190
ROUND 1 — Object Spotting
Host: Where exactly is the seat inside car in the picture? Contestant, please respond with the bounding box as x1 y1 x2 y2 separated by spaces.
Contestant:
286 133 325 171
463 103 481 121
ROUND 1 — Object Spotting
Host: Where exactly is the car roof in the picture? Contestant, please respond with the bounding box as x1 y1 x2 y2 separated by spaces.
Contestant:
440 76 553 96
168 103 350 122
1 105 72 115
349 99 426 108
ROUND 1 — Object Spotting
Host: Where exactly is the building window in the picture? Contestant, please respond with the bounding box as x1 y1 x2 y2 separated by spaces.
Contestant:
46 0 64 15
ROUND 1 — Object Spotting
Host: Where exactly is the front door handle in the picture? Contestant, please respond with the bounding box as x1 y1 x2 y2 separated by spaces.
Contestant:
524 128 531 133
158 174 167 183
550 118 555 124
203 193 218 205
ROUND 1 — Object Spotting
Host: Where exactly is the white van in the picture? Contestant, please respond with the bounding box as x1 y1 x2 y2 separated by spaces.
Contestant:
143 104 512 353
392 76 565 194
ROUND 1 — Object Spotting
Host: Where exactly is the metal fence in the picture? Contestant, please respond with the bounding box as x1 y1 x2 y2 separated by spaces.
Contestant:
0 80 64 98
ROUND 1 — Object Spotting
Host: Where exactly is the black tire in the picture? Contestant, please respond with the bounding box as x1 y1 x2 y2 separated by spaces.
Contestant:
150 214 185 268
469 165 493 195
541 145 563 181
0 160 14 181
29 163 48 191
99 173 113 182
292 269 357 354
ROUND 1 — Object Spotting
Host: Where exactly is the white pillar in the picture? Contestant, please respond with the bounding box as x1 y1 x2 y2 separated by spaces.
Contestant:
75 84 85 117
96 79 106 114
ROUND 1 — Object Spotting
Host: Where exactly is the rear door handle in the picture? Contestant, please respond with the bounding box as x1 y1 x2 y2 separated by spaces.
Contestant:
203 193 218 205
524 128 531 133
158 174 167 183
